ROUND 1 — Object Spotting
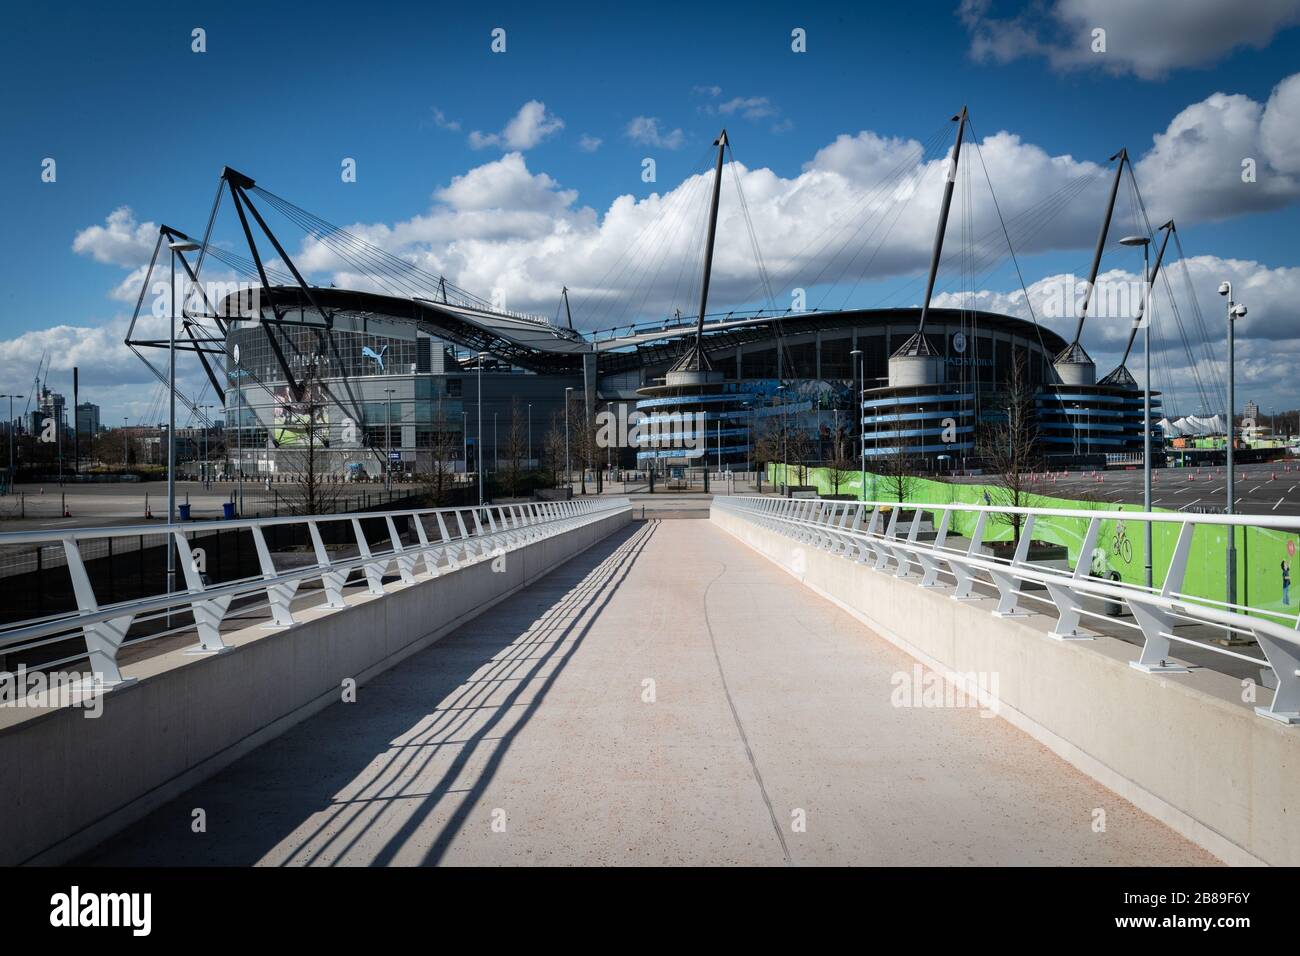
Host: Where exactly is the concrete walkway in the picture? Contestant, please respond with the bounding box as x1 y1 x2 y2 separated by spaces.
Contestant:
84 519 1215 866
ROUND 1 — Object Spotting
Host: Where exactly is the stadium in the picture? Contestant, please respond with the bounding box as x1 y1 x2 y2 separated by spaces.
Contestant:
127 115 1186 483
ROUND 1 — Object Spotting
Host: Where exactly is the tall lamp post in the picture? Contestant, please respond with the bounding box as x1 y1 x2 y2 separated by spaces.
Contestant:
1120 235 1154 589
0 393 22 494
527 403 533 470
477 352 488 507
232 344 244 516
850 349 865 500
122 417 128 468
383 387 396 491
166 239 199 610
1218 281 1247 610
564 386 574 491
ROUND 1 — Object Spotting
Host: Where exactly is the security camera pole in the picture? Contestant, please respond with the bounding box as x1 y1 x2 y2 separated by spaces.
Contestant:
1218 281 1246 612
1119 234 1152 589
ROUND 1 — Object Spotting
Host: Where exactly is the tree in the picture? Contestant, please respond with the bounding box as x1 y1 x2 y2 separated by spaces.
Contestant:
878 431 920 504
277 360 342 516
421 395 460 506
542 410 567 488
977 353 1043 544
755 414 812 489
828 425 858 496
502 397 528 497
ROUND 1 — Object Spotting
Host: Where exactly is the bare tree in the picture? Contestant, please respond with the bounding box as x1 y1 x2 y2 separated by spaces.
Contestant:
502 397 528 497
421 395 460 506
543 410 567 488
755 416 811 489
977 354 1043 544
828 425 857 496
277 361 342 516
878 431 920 504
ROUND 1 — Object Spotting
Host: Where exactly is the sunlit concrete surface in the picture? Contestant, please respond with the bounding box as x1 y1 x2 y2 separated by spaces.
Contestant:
84 519 1215 866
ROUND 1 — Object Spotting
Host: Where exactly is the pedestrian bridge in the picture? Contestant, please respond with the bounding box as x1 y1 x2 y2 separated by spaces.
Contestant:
1 496 1296 866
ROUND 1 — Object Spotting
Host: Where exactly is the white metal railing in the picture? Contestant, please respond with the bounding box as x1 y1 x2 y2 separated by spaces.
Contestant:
713 495 1300 725
0 497 630 689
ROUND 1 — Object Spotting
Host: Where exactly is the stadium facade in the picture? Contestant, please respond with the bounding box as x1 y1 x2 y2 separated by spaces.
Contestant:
218 290 1156 477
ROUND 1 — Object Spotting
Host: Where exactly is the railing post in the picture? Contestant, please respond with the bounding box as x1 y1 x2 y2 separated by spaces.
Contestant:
949 511 986 600
350 518 386 595
251 525 299 627
172 528 232 653
61 536 136 688
309 520 349 607
1128 519 1192 672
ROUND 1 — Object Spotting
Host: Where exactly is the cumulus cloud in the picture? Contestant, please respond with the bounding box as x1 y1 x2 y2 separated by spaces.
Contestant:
934 253 1300 413
625 116 685 150
960 0 1300 79
577 134 602 152
1134 73 1300 222
71 207 157 268
468 100 564 151
31 70 1300 419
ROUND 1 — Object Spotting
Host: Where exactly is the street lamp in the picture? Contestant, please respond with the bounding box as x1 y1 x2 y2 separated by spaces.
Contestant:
166 240 199 609
564 386 574 491
1121 234 1154 589
198 404 214 489
231 343 245 516
850 349 864 500
527 403 533 470
1219 280 1246 610
122 416 128 469
0 393 22 494
477 352 488 507
383 387 396 491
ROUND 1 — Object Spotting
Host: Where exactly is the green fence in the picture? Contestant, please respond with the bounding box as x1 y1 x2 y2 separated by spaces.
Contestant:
768 464 1299 626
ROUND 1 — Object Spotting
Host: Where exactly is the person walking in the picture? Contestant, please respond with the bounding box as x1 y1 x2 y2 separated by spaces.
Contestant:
1282 559 1291 606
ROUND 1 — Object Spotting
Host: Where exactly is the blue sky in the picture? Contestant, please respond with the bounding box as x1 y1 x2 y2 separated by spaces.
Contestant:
3 0 1300 420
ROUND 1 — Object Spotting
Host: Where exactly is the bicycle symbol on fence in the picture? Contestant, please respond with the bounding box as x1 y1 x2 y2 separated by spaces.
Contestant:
1111 521 1133 564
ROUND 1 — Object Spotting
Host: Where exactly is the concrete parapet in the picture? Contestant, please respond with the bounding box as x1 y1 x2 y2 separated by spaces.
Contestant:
712 504 1296 867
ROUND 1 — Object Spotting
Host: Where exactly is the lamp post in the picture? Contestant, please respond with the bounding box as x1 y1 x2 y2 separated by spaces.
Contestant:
850 350 864 500
1121 234 1153 589
462 411 467 478
564 386 573 491
0 393 22 494
477 352 488 507
122 417 128 468
198 404 213 489
527 402 533 470
1218 281 1246 610
233 344 244 516
383 387 396 491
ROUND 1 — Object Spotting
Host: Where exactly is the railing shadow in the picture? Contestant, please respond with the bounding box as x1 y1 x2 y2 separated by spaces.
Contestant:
81 518 656 866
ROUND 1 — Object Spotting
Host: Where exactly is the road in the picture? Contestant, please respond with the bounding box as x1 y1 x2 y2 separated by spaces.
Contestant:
83 518 1213 866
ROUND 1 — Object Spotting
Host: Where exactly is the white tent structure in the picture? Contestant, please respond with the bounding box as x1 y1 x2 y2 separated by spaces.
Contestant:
1161 414 1227 437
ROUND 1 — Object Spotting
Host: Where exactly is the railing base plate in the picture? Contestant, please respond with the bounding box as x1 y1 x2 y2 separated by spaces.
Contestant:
182 644 237 657
1129 661 1190 674
1049 630 1095 641
1255 706 1300 725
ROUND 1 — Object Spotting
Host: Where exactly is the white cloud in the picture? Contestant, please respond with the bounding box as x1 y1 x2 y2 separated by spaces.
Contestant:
960 0 1300 79
934 254 1300 413
71 207 157 268
1135 73 1300 222
32 71 1300 420
719 96 777 120
625 116 685 150
430 107 460 131
577 134 603 152
468 100 564 151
